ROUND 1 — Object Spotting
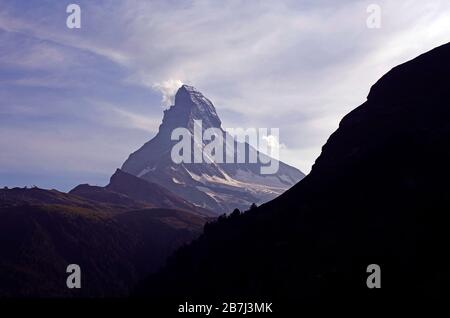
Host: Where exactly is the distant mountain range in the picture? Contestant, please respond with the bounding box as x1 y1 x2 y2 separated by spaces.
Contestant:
136 43 450 307
121 85 305 214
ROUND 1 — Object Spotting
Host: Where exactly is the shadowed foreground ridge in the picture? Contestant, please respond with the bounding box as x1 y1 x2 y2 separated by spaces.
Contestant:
136 42 450 305
0 176 208 297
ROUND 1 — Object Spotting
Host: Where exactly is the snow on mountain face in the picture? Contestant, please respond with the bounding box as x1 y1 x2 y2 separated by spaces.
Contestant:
121 84 305 214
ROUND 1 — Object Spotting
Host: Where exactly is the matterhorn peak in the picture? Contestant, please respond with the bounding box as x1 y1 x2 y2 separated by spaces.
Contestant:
122 84 305 214
175 85 217 112
160 85 222 132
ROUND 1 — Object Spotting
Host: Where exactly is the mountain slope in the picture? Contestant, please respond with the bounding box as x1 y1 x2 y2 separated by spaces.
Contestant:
121 85 305 214
70 169 213 217
0 187 207 297
136 43 450 306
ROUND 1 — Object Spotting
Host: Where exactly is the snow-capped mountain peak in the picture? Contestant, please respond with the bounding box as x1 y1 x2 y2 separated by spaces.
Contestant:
160 85 221 134
121 85 305 214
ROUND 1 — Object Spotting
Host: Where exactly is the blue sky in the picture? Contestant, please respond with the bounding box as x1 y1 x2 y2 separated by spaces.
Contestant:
1 0 450 191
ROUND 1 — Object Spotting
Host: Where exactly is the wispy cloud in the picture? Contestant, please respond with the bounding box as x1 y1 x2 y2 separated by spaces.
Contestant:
90 100 161 133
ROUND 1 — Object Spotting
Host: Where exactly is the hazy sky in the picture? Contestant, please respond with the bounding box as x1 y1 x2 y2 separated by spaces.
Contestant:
1 0 449 191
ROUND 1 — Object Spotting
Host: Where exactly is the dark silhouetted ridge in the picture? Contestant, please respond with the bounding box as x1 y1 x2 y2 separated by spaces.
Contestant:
135 42 450 308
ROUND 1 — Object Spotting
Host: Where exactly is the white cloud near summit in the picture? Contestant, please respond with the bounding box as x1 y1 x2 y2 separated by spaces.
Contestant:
152 79 184 107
